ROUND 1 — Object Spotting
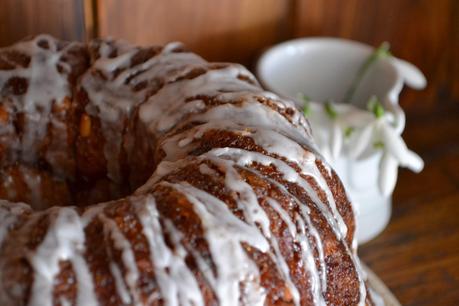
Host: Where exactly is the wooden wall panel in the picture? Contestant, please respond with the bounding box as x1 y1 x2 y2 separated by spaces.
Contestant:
0 0 456 115
293 0 459 114
97 0 291 65
0 0 85 47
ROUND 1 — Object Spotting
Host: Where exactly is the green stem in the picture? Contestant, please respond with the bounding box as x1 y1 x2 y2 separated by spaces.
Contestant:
367 95 385 118
299 93 311 116
325 100 337 119
343 42 391 103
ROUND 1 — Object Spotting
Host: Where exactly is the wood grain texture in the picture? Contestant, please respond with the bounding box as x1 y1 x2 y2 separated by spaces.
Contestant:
97 0 291 65
0 0 86 46
360 104 459 306
293 0 459 113
1 0 457 113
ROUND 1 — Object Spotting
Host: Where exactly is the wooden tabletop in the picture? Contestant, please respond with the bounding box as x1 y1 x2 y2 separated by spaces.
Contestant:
359 104 459 306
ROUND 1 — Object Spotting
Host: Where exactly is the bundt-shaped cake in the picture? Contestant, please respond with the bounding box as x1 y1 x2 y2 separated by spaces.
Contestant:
0 35 375 306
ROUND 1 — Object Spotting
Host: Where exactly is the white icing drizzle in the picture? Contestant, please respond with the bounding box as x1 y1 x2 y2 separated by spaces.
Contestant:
198 163 219 176
99 213 140 305
294 213 325 305
0 35 75 170
138 51 368 300
206 149 325 303
109 262 131 304
246 128 348 239
28 207 98 306
228 162 326 304
227 148 366 304
208 156 271 236
369 287 385 306
163 219 205 306
267 197 326 304
59 298 71 306
81 41 207 182
163 182 268 306
205 156 301 305
0 200 30 248
160 120 347 240
20 167 43 210
267 227 301 306
139 65 261 134
133 195 204 306
195 96 314 144
207 153 325 304
0 174 16 200
303 211 327 293
159 98 316 163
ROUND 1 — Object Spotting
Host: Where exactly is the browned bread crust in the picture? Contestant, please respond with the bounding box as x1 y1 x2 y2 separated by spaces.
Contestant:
0 35 374 306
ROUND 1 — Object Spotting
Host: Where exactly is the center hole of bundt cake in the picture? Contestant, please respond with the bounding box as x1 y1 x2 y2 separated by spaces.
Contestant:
0 111 153 211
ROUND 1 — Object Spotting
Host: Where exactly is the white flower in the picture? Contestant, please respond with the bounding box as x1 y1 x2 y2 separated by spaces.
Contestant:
348 112 424 196
306 101 344 161
302 96 424 197
379 152 398 196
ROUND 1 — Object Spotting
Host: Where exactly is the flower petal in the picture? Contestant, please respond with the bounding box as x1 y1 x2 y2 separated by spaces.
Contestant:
340 108 374 128
400 149 424 172
379 122 410 157
379 152 399 196
379 123 425 173
330 121 343 159
348 123 373 159
394 58 427 89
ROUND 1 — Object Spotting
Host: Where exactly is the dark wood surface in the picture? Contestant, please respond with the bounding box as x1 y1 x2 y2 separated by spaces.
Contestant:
293 0 459 114
0 0 85 46
0 1 458 305
1 0 457 112
96 0 291 65
94 0 459 114
359 100 459 306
